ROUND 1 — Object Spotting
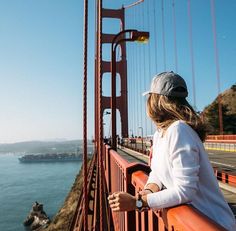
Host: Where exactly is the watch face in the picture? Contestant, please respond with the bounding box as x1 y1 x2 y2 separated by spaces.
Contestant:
136 199 143 209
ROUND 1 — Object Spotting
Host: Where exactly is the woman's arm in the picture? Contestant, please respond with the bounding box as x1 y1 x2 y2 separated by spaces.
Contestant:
107 182 160 212
146 124 200 209
144 183 160 193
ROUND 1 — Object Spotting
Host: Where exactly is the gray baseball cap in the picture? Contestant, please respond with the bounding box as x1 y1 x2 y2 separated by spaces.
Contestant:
143 71 188 98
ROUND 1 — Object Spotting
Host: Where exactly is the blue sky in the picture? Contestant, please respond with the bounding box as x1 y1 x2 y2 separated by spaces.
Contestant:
0 0 235 143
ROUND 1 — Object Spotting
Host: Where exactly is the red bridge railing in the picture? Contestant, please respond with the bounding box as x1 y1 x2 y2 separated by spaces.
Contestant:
206 134 236 142
104 144 227 231
213 167 236 187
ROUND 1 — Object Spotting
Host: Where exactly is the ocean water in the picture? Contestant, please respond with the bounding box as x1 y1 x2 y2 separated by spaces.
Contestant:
0 153 82 231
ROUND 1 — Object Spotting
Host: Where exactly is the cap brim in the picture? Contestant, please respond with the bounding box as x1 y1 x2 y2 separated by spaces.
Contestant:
142 91 150 96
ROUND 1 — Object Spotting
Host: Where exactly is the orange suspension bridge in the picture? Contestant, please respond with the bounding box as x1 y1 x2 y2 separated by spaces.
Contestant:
69 0 236 230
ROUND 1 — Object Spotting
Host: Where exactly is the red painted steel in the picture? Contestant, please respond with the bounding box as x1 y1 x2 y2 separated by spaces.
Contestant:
100 7 129 139
94 0 105 229
206 140 236 144
94 4 129 228
75 0 236 228
206 134 236 142
98 0 104 228
82 0 88 229
104 144 150 230
213 167 236 187
70 155 96 231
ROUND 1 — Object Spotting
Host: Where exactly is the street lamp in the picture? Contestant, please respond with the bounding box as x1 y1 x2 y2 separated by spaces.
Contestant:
111 29 149 150
103 111 111 138
138 126 144 153
129 129 134 138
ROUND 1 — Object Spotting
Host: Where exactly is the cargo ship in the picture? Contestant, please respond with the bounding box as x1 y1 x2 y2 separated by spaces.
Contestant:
18 153 88 163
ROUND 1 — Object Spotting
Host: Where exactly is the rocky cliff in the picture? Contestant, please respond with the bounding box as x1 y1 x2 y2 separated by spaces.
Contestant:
42 164 84 231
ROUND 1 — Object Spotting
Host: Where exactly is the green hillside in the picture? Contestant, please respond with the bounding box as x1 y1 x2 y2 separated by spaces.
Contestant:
202 84 236 135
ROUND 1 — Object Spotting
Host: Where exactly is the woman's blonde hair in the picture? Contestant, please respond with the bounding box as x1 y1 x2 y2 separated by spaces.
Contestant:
147 93 206 141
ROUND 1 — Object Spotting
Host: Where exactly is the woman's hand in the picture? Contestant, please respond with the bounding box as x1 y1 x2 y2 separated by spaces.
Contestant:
107 192 136 212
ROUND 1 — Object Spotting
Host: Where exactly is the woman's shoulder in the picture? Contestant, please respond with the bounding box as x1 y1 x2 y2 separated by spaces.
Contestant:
166 120 194 136
165 120 201 146
152 130 160 141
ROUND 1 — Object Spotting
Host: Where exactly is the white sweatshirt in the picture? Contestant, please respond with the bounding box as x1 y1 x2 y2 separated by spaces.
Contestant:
146 120 236 231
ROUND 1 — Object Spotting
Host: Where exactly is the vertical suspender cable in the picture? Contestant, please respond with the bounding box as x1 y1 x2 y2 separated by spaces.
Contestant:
123 0 145 138
172 0 178 72
131 10 135 136
187 0 196 109
134 7 138 136
147 0 154 135
141 2 148 136
161 0 166 71
138 5 142 134
132 11 136 136
82 0 88 230
130 47 133 137
210 0 223 134
127 44 130 137
98 0 104 229
128 43 132 136
153 0 158 74
131 44 135 136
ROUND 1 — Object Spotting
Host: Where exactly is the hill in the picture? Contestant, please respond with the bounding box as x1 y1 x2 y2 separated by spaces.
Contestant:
202 84 236 134
0 140 94 154
221 84 236 113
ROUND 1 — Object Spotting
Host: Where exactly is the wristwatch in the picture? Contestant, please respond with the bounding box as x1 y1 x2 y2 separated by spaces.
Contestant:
136 194 143 211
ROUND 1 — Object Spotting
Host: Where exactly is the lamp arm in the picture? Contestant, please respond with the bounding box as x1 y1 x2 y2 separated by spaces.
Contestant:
112 29 138 50
113 38 134 56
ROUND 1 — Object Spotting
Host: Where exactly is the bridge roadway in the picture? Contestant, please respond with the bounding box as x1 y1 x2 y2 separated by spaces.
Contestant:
117 146 236 218
208 149 236 171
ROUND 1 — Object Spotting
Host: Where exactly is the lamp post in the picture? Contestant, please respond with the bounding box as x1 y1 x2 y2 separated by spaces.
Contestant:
138 126 144 153
111 29 149 150
103 111 111 138
129 129 134 138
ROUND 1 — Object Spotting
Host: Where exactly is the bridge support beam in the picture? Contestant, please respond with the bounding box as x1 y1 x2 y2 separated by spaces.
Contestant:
95 7 129 141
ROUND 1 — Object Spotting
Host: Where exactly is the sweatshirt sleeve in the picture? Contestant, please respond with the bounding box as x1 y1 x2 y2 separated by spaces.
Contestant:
145 169 163 190
147 123 200 209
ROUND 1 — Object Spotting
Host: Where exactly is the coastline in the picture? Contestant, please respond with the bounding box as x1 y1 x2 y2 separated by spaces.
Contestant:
42 161 89 231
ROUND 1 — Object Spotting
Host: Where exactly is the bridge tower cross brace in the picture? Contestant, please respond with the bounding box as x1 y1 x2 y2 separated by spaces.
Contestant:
95 7 129 140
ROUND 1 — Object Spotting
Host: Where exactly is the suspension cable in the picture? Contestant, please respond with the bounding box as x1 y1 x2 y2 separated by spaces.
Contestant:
98 0 104 229
153 0 158 74
140 2 148 137
146 0 154 135
134 6 139 136
129 13 134 136
82 0 88 230
187 0 196 109
140 4 147 136
172 0 178 72
123 0 144 9
210 0 223 134
138 5 142 136
161 0 166 70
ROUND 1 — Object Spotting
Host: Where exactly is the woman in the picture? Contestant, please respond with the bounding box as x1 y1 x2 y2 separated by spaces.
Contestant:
108 71 236 230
